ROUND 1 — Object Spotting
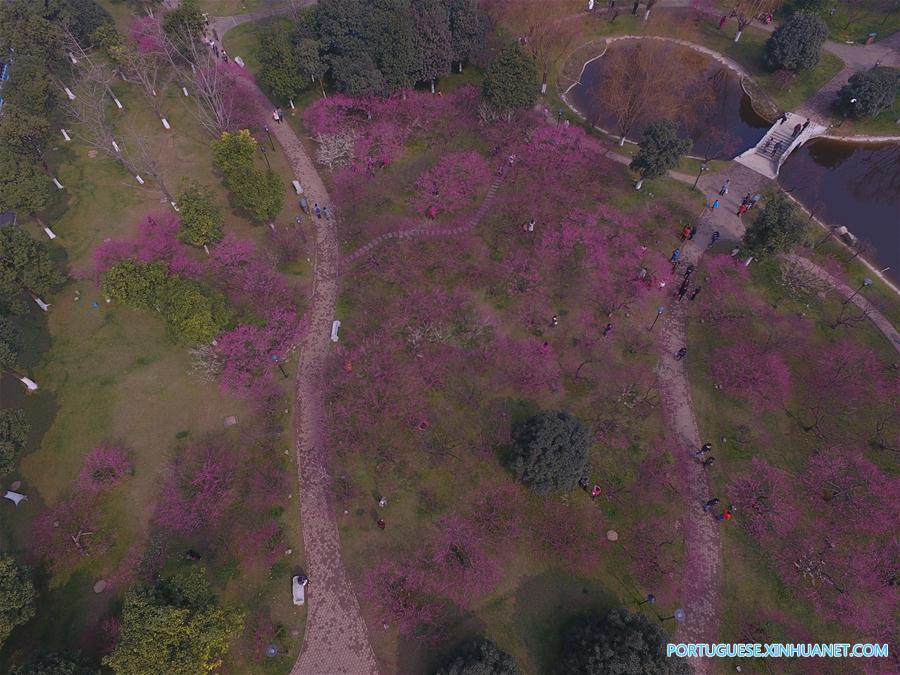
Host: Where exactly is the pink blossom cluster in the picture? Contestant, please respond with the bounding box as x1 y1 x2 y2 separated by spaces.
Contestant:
730 452 900 645
304 86 481 175
216 307 300 393
410 151 490 215
77 444 132 493
92 212 204 280
153 440 237 536
128 15 164 54
710 343 792 410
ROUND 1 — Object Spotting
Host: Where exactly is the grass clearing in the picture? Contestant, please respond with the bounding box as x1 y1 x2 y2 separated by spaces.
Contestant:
1 43 306 673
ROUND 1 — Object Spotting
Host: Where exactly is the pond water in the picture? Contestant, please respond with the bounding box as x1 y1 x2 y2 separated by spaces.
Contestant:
779 139 900 284
566 40 770 158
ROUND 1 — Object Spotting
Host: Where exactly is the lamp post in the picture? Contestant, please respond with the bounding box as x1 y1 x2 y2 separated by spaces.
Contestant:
264 124 275 150
843 277 872 304
648 306 665 332
692 161 708 191
260 144 270 169
271 353 287 378
660 608 686 623
557 109 563 126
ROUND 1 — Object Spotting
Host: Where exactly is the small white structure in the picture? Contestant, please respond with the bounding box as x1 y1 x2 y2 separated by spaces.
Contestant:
135 175 145 185
234 56 245 68
52 177 64 190
64 87 76 100
113 96 123 109
61 128 71 141
291 575 307 605
68 52 78 65
112 140 120 152
182 86 189 97
330 320 341 342
33 296 50 311
161 117 171 129
19 376 38 391
43 227 57 240
289 99 295 109
292 180 303 195
3 491 27 506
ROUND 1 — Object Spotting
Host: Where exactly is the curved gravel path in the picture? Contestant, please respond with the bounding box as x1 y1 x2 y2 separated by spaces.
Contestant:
261 101 379 675
785 253 900 355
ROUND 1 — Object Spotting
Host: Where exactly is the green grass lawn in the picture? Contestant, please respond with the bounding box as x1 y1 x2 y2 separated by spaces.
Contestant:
1 40 307 673
829 106 900 137
818 1 900 44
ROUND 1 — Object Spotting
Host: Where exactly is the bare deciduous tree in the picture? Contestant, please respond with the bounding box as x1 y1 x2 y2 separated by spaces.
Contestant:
596 40 700 145
62 40 174 201
314 130 357 169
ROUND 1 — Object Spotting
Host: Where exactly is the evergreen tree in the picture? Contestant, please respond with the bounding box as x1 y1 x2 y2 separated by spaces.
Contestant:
177 182 223 248
411 0 452 90
835 67 898 118
436 639 519 675
0 316 23 372
511 411 592 494
558 608 692 675
0 227 64 310
482 43 537 111
765 11 828 71
259 29 308 101
0 557 36 650
447 0 485 72
0 149 52 217
104 568 243 675
743 192 807 258
629 120 692 189
0 408 30 476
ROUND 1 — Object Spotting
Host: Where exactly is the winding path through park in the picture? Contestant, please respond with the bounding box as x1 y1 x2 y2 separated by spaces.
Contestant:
207 4 900 673
260 98 379 675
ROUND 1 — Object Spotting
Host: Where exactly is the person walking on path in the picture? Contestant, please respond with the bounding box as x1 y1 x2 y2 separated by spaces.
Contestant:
737 203 749 217
591 485 602 499
689 286 702 301
801 118 811 132
314 203 322 219
675 347 687 361
677 280 689 301
322 206 329 219
703 497 720 512
708 231 720 248
792 123 802 138
718 14 727 29
696 442 712 456
602 323 613 337
773 140 783 156
716 508 733 521
681 225 692 241
710 199 719 211
701 457 716 468
670 248 682 264
718 179 730 196
779 112 788 124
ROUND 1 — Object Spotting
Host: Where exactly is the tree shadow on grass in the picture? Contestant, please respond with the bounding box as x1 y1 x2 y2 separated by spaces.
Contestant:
514 568 616 674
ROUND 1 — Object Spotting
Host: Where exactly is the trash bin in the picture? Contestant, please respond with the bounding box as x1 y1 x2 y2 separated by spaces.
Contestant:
866 33 877 45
